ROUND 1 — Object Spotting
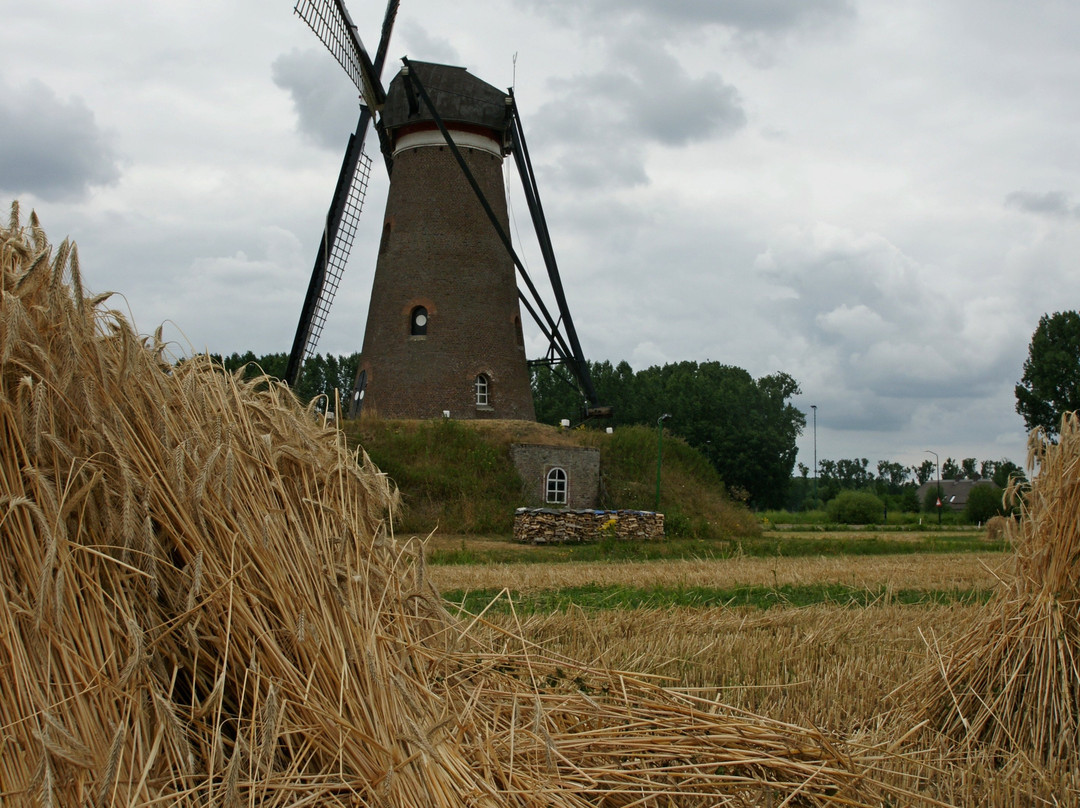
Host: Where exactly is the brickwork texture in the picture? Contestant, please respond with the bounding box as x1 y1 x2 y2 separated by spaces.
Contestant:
356 132 535 420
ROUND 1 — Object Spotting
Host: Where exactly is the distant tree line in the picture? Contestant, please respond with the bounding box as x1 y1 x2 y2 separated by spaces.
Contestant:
788 454 1025 521
532 360 804 510
205 351 360 411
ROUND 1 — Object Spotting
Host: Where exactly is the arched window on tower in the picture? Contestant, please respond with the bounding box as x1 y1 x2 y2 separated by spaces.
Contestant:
475 373 490 407
410 306 428 336
546 467 567 504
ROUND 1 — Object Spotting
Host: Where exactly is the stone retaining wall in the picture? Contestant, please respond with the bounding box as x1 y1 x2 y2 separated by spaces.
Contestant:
513 508 664 544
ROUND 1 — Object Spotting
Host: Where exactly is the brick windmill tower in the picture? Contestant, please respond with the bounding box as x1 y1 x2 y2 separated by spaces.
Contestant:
287 0 602 422
357 62 533 420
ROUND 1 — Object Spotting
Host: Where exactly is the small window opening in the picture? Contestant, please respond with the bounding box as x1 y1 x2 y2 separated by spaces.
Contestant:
546 468 567 504
475 373 490 406
378 220 393 256
410 306 428 336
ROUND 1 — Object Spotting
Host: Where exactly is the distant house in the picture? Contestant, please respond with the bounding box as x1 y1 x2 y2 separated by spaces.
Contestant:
916 479 996 512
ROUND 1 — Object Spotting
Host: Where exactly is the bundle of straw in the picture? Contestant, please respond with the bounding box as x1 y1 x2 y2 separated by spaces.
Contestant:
0 202 895 806
900 415 1080 761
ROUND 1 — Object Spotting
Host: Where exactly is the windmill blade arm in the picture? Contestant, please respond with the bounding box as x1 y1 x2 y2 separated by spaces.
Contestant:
294 0 386 109
508 95 599 407
517 289 572 364
373 0 400 73
286 114 374 386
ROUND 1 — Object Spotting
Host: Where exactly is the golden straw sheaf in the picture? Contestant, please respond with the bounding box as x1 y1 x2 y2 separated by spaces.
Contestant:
897 414 1080 764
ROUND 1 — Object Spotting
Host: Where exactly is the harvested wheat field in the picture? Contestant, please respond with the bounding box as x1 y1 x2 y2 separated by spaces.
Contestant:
429 550 1008 594
452 568 1079 804
1 207 939 805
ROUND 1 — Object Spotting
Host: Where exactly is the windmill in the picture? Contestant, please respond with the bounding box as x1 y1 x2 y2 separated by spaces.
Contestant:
286 0 606 422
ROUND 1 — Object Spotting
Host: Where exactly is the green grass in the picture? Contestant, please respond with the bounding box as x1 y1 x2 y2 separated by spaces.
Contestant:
440 582 995 614
426 534 1009 566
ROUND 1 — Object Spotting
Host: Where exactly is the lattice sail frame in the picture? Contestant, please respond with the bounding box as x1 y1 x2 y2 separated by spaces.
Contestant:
302 149 372 363
294 0 380 111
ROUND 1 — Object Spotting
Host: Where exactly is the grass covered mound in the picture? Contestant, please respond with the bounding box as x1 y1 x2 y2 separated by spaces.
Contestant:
901 415 1080 761
2 203 910 806
350 417 759 538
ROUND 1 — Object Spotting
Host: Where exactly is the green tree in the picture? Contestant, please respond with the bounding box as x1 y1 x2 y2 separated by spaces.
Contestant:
531 363 587 424
942 457 962 481
912 459 935 485
875 460 909 492
533 360 805 508
211 351 359 411
992 459 1025 489
1015 311 1080 438
965 483 1006 523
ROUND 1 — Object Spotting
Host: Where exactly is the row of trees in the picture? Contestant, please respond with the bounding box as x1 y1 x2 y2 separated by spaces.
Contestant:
532 360 804 509
797 456 1024 500
207 351 360 408
786 455 1025 518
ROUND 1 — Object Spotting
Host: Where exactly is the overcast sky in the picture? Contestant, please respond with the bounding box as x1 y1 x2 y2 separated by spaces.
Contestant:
5 0 1078 475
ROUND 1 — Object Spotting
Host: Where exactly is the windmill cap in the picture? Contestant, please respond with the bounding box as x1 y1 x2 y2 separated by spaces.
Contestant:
382 61 510 138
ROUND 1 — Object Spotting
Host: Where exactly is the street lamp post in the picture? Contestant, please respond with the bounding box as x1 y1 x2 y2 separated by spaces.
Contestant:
925 449 941 524
655 413 671 511
811 405 818 505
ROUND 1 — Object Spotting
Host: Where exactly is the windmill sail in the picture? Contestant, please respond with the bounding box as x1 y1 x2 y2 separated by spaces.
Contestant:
294 0 384 110
286 0 398 387
285 135 372 385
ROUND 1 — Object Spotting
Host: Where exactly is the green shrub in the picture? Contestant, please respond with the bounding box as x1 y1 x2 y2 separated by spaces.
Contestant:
964 482 1006 523
826 490 885 524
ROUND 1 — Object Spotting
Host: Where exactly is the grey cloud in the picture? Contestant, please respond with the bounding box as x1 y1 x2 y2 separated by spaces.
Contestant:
627 70 745 146
529 44 744 191
397 20 462 66
0 77 120 202
515 0 853 34
272 49 362 150
753 223 1015 414
1005 190 1079 218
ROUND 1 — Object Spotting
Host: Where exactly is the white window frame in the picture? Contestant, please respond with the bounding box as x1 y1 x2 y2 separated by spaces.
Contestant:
546 467 567 504
475 373 490 406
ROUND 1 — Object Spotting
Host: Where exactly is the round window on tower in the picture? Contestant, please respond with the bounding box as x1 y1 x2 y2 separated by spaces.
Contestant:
410 306 428 336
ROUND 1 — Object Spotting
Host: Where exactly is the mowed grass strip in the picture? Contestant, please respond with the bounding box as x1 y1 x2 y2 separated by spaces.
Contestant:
442 582 994 614
425 532 1007 566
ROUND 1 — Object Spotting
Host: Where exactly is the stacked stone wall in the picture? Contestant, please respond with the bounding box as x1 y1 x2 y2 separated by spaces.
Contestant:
513 508 664 544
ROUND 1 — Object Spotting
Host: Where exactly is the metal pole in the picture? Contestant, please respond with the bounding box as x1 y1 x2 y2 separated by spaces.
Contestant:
926 450 940 525
811 404 818 506
655 413 671 511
